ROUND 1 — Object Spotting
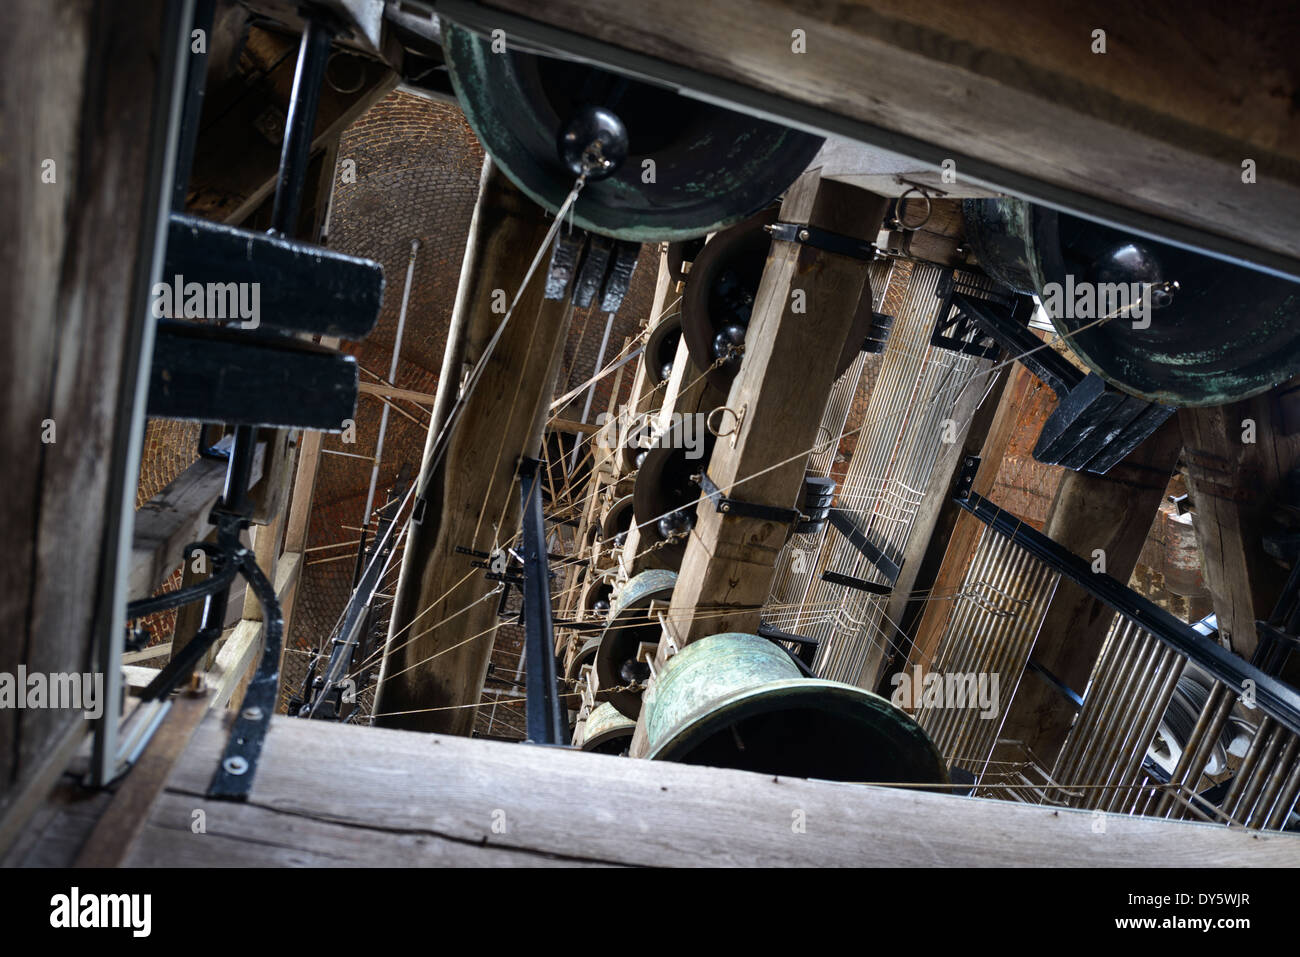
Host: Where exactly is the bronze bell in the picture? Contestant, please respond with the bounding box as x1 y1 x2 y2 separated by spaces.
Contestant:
631 420 716 570
644 311 684 387
600 494 636 550
962 197 1300 406
642 632 949 785
441 24 823 242
681 208 872 390
595 568 677 719
561 634 602 711
579 701 636 755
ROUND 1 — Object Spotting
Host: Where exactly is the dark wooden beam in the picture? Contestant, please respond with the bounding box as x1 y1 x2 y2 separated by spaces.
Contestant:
374 160 573 734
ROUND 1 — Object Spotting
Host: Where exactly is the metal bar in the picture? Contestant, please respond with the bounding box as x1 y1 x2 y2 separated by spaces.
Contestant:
951 293 1081 397
93 0 195 786
518 458 566 744
827 507 902 582
955 461 1300 737
270 16 335 235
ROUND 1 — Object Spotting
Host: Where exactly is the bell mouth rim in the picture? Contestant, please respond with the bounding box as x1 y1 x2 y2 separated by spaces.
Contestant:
442 24 824 243
644 311 684 386
595 569 677 719
645 676 950 786
580 703 637 752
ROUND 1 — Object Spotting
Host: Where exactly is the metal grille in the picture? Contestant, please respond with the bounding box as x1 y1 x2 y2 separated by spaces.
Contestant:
916 527 1059 777
763 263 1005 686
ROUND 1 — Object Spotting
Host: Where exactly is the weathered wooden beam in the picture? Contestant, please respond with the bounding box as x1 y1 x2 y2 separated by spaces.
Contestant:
655 173 889 656
358 380 438 407
117 714 1300 867
1180 390 1300 658
0 0 177 822
461 0 1300 272
996 417 1183 766
374 160 573 734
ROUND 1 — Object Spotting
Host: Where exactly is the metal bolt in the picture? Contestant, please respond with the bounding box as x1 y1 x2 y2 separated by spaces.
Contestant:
798 228 810 242
223 756 249 776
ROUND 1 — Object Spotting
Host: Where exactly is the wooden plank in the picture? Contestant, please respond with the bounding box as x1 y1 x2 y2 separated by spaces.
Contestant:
375 160 574 734
1180 392 1300 658
358 380 439 407
207 620 263 713
74 692 209 868
659 173 890 650
0 0 173 827
127 791 593 868
474 0 1300 267
130 713 1300 867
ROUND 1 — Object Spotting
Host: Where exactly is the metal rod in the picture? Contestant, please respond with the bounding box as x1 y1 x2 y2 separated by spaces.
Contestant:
270 17 335 235
518 458 565 743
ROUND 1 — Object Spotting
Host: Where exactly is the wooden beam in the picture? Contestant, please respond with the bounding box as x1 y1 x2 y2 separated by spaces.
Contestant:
374 160 573 734
358 379 438 407
1180 390 1300 658
115 714 1300 867
654 174 889 653
907 363 1045 673
0 0 174 824
472 0 1300 268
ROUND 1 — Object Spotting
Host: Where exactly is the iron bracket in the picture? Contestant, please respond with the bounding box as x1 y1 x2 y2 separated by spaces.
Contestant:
694 472 803 524
765 221 877 262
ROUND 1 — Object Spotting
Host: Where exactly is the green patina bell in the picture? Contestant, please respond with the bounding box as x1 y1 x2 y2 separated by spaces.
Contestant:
441 23 824 242
963 198 1300 407
642 632 949 785
595 568 677 719
579 701 636 755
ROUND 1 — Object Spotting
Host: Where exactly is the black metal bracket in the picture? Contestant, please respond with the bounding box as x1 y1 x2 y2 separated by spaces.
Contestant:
694 472 803 524
821 569 892 595
766 221 877 262
950 292 1079 396
826 507 902 583
929 272 1004 359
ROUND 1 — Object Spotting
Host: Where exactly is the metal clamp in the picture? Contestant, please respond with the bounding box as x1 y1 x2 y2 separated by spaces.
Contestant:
765 222 877 262
693 472 803 524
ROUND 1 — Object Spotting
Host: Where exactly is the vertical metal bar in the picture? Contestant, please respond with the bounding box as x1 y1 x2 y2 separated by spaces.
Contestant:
356 239 420 582
171 0 216 211
270 17 335 235
93 0 195 786
519 458 565 743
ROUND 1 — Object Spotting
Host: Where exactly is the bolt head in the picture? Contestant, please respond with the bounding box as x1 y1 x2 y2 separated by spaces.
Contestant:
223 756 249 776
